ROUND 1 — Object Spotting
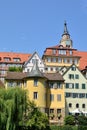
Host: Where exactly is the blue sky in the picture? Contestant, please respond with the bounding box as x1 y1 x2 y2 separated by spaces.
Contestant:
0 0 87 56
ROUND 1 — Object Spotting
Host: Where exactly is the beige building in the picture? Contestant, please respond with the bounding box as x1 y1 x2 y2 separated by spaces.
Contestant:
61 64 87 116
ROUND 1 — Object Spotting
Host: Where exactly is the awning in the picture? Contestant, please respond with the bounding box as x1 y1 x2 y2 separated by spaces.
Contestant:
71 109 82 114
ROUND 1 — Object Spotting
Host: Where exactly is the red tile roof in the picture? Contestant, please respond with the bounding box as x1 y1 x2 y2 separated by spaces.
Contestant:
0 52 32 63
76 51 87 70
43 45 87 70
43 46 80 58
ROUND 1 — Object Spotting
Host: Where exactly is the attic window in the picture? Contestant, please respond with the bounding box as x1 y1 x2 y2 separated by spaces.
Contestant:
52 49 56 54
71 66 76 71
13 58 21 62
4 57 11 61
59 50 66 55
70 50 72 55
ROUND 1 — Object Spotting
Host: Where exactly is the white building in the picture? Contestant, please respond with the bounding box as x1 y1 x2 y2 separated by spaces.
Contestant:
23 52 45 73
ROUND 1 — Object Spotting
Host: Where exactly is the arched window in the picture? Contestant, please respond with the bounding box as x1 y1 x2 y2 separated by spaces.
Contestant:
82 104 85 108
76 103 79 108
69 103 72 108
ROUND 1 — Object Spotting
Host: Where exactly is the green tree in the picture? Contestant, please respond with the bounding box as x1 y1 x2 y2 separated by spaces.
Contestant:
78 115 87 126
0 87 26 130
25 106 49 130
0 87 49 130
9 66 22 72
64 115 75 125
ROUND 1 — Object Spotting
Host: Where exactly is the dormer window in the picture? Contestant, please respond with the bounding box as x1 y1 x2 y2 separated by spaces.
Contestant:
4 57 11 61
13 58 21 62
52 49 56 55
59 50 66 55
70 50 72 55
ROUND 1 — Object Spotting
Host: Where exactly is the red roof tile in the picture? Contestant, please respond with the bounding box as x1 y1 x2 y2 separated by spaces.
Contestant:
76 51 87 70
0 52 32 63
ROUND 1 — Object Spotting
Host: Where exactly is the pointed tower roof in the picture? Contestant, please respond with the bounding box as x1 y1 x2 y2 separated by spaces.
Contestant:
62 21 70 36
28 59 44 78
59 21 73 48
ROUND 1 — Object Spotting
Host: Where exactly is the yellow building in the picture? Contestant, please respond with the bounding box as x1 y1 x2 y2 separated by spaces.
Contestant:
5 60 65 124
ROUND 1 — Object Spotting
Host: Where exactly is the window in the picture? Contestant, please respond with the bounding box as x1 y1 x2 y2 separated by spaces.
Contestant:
75 83 79 89
82 104 85 108
8 82 14 87
66 83 69 88
47 57 51 62
73 93 78 98
52 58 56 62
66 93 72 97
70 50 72 55
59 50 66 55
52 49 56 55
57 109 61 113
57 94 61 101
63 58 67 63
75 74 79 79
70 58 73 64
57 83 62 89
50 94 54 101
66 83 74 89
69 103 72 108
33 92 38 99
69 74 74 79
53 83 57 89
34 79 38 86
71 66 76 71
74 59 78 64
45 67 48 71
50 109 54 113
76 103 79 108
4 57 11 61
13 58 21 62
49 82 54 88
82 84 86 89
50 67 53 71
79 93 85 98
58 58 62 63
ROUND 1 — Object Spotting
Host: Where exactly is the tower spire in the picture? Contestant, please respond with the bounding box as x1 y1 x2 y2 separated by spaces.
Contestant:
62 21 69 36
60 21 73 48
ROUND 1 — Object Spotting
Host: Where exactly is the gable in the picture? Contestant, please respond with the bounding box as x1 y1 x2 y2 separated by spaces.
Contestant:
24 52 45 67
63 64 87 82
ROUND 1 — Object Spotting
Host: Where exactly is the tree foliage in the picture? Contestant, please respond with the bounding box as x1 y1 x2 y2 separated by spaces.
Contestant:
78 115 87 126
0 87 49 130
8 66 22 72
64 115 75 125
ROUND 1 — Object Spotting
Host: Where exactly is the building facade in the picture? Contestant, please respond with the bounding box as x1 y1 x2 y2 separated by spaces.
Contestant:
0 52 31 82
5 59 65 124
23 51 45 73
42 22 81 73
61 64 87 116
